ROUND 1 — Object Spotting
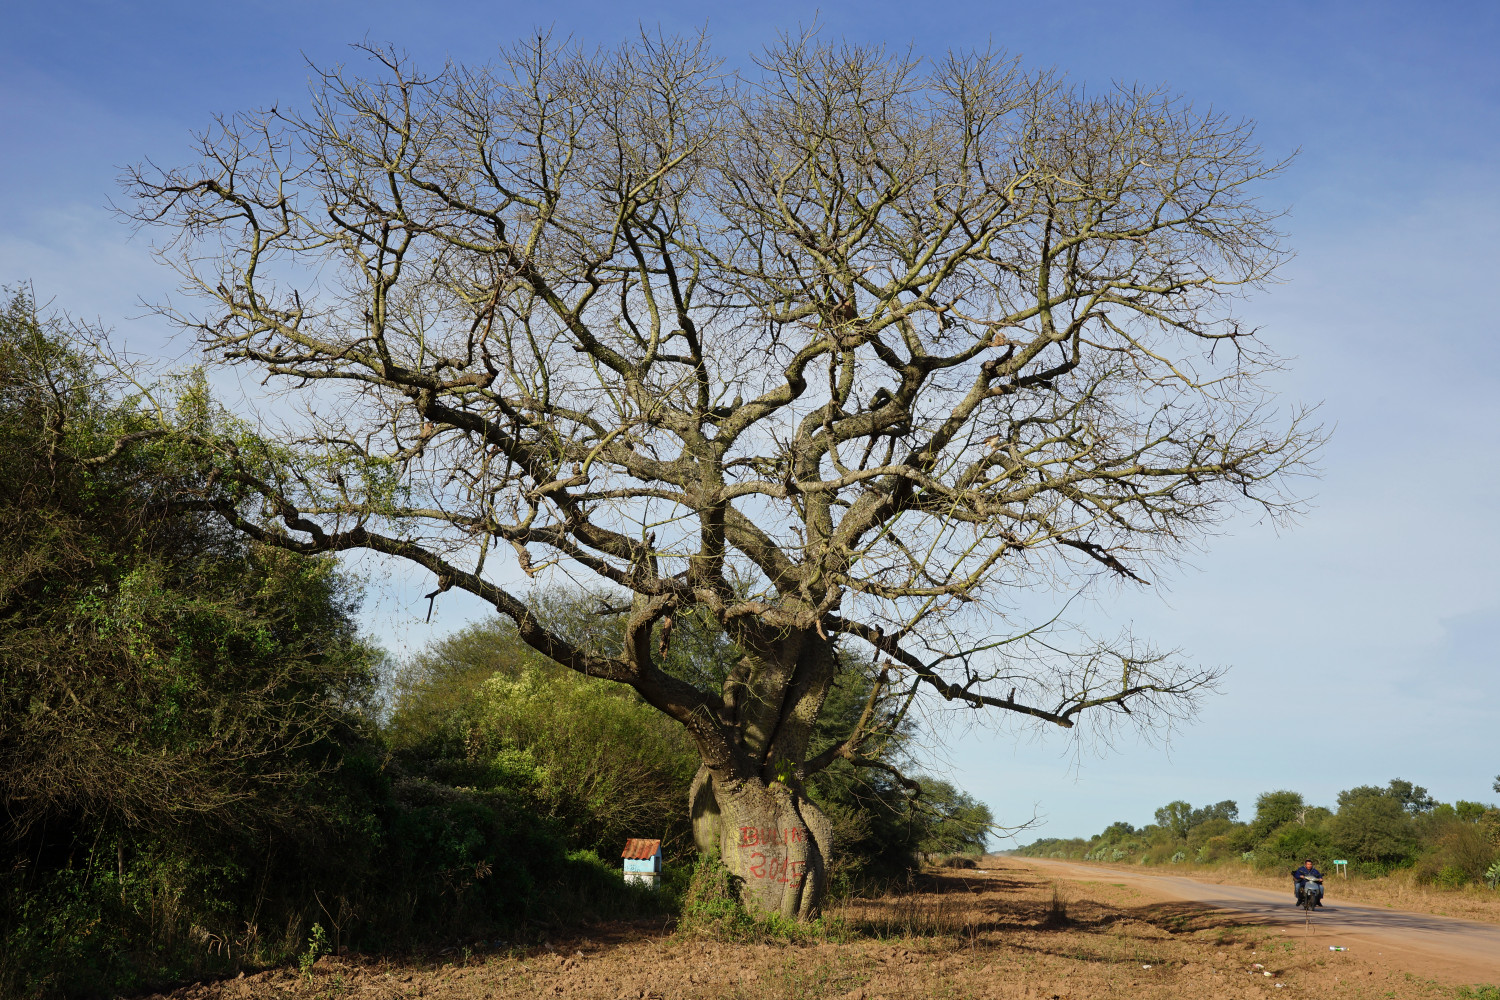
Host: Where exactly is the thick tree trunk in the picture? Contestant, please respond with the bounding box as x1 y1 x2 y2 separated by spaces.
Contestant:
690 766 832 920
681 622 839 919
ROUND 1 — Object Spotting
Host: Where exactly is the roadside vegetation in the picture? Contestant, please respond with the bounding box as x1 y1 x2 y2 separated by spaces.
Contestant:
1017 780 1500 890
0 289 989 998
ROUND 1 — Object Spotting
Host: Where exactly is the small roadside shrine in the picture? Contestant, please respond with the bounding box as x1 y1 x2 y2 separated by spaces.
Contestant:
621 838 663 888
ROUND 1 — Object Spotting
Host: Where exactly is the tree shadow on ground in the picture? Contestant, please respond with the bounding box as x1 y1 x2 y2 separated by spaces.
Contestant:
831 865 1278 949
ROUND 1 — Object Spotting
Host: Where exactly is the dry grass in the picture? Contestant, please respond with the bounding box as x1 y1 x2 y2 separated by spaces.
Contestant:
1042 882 1069 927
142 859 1500 1000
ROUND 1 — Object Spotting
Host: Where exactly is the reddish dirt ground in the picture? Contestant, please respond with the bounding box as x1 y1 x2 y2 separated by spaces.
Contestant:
144 858 1500 999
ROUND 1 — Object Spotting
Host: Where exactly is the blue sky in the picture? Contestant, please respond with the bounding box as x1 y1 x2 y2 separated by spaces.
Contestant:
4 0 1498 840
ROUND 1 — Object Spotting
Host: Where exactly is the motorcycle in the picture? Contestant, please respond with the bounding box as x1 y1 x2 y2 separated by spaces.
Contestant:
1296 876 1324 910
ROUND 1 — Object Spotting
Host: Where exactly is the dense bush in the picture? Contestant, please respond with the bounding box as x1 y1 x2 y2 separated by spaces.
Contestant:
1330 786 1421 865
0 291 370 995
0 295 660 998
386 618 701 859
0 293 376 839
1249 790 1305 841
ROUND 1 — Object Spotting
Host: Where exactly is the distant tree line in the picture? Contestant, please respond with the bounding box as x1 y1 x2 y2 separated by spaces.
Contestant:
1018 779 1500 887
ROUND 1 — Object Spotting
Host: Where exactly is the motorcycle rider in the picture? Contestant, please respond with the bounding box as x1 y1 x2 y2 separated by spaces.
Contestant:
1292 858 1323 907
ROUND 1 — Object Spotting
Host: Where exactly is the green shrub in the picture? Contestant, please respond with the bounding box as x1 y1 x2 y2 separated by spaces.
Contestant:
298 924 330 980
679 855 755 937
1455 985 1500 1000
1331 792 1418 865
472 665 699 857
1435 866 1468 890
1414 821 1499 887
1187 817 1234 850
1257 821 1332 869
553 850 670 923
1195 835 1237 863
386 620 700 860
1250 791 1305 840
1140 843 1179 865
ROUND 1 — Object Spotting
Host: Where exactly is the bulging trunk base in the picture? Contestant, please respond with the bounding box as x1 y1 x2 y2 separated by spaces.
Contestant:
690 766 832 920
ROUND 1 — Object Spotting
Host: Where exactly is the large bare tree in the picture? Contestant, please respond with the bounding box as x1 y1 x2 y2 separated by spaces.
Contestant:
127 32 1317 918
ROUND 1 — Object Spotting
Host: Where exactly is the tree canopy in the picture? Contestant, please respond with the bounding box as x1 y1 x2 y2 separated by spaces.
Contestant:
124 30 1317 917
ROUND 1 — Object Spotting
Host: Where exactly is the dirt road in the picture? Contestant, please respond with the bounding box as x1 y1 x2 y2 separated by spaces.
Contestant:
1015 855 1500 980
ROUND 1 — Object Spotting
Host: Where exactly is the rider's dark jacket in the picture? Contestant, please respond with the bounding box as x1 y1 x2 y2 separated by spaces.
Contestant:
1292 865 1322 883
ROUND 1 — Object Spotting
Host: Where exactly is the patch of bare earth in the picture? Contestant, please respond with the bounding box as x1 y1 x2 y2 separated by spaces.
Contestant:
143 860 1496 1000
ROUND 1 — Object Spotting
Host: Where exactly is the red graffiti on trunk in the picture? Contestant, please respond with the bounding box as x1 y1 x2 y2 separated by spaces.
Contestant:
744 851 807 882
736 826 806 848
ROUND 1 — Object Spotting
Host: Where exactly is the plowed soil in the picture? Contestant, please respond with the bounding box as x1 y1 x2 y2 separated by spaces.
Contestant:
146 858 1500 1000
